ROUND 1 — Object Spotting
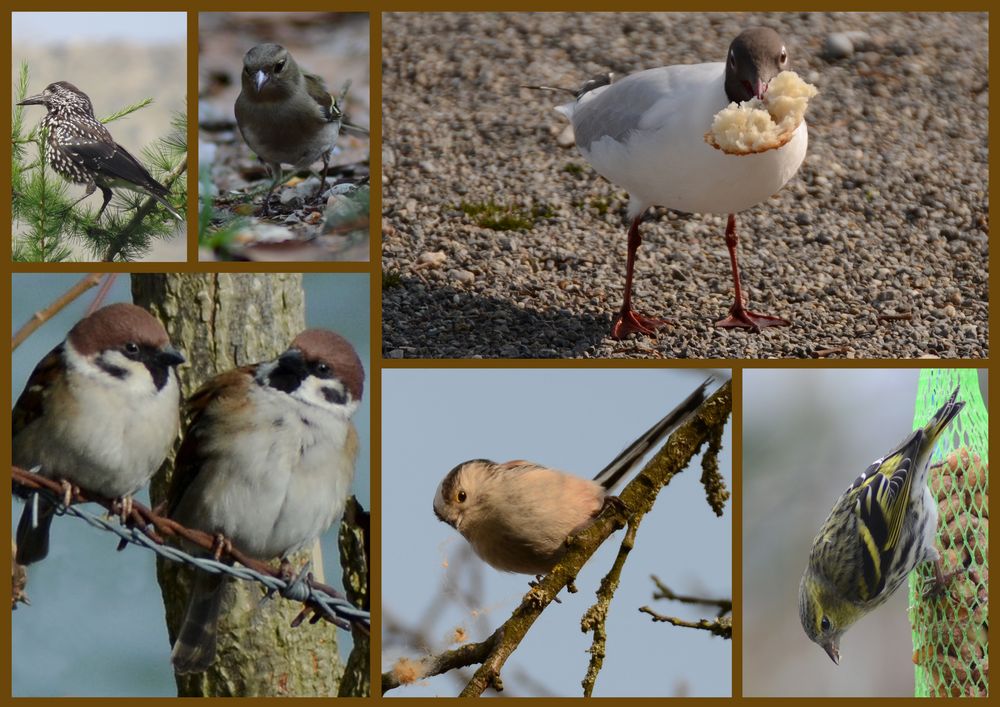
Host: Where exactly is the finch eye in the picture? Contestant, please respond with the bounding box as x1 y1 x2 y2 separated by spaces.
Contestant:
457 491 467 503
728 51 736 70
275 60 286 73
820 616 831 632
779 48 788 64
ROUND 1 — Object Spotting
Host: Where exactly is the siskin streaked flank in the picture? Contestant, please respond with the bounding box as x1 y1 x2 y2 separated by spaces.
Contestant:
798 386 965 664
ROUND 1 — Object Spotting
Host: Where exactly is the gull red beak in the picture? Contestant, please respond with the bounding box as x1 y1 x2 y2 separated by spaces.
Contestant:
741 78 769 100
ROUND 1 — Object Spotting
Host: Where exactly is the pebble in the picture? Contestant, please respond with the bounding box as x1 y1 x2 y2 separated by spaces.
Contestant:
449 269 475 284
824 32 856 60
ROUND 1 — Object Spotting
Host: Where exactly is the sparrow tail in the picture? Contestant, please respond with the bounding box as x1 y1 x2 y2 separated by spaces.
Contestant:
171 571 225 674
15 498 56 565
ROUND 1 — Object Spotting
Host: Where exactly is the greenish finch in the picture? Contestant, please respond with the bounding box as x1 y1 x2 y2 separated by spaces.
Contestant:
798 386 965 664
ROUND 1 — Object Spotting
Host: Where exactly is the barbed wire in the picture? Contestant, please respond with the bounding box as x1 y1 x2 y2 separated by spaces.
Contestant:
12 465 370 633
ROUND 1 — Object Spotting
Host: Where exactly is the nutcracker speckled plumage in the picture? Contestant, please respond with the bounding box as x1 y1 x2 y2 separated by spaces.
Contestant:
18 81 184 221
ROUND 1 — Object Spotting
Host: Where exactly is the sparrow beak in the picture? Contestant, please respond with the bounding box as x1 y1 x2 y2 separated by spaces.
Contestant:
277 348 307 375
17 93 44 106
254 69 269 93
822 638 841 665
158 345 186 367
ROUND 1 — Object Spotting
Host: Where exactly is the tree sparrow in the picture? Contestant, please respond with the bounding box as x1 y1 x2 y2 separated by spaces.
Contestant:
13 303 185 565
167 329 365 674
433 380 710 575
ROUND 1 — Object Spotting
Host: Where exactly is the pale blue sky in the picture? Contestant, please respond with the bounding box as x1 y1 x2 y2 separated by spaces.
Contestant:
382 368 732 697
11 273 370 697
12 12 186 43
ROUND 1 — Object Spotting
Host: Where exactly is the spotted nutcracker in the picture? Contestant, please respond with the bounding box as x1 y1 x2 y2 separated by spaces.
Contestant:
18 81 184 222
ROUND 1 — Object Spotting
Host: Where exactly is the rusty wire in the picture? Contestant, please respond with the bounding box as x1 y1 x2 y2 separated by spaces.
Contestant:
12 465 370 633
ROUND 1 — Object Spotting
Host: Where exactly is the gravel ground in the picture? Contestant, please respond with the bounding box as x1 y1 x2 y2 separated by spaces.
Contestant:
381 13 988 359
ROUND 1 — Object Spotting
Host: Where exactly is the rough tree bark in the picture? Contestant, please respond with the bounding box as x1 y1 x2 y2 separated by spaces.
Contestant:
132 273 344 697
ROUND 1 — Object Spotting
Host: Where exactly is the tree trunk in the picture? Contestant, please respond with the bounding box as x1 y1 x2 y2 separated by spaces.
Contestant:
132 273 344 696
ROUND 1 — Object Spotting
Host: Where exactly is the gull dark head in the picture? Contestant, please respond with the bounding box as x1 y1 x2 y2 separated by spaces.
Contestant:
724 27 789 102
18 81 96 118
241 43 301 100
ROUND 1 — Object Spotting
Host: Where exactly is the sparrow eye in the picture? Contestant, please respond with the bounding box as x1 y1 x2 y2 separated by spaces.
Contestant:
820 616 831 632
779 48 788 65
457 490 467 503
123 342 140 356
274 60 286 73
728 51 736 70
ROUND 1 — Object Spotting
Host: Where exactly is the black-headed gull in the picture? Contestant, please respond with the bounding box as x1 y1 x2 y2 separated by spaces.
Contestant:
558 27 807 338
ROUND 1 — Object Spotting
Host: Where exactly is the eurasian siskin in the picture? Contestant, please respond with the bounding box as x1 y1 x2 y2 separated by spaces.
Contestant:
798 386 965 664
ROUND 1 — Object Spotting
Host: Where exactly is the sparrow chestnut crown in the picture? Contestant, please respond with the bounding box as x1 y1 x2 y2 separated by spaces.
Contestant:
289 328 365 401
67 302 172 355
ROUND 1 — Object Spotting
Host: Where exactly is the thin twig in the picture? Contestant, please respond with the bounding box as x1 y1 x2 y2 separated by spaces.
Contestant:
11 273 105 350
700 423 729 516
580 520 637 696
651 575 733 614
85 274 118 315
638 607 732 638
382 627 503 694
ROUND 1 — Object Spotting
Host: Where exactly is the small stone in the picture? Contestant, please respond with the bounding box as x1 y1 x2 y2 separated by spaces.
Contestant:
824 33 855 60
388 349 405 359
416 251 447 268
449 269 475 284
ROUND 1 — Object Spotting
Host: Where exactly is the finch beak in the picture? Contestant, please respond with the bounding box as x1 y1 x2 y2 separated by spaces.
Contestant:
254 70 268 93
17 93 44 106
823 639 841 665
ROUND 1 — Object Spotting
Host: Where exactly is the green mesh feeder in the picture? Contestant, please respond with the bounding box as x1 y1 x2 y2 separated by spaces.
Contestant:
909 369 988 697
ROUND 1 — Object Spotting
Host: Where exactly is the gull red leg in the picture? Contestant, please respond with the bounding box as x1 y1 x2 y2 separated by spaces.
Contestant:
610 215 675 339
716 214 791 331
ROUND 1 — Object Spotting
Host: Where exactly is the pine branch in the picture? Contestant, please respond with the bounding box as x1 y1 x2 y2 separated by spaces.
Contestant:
12 66 187 262
101 97 154 124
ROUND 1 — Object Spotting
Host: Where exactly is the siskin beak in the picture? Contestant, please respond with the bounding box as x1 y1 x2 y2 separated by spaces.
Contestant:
823 639 841 665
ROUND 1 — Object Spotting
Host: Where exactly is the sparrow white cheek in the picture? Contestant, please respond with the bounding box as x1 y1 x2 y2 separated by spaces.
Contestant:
294 375 359 418
60 343 180 495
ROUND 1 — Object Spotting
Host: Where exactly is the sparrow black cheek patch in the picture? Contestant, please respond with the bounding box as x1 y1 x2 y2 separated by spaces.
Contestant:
321 385 347 406
96 356 129 381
